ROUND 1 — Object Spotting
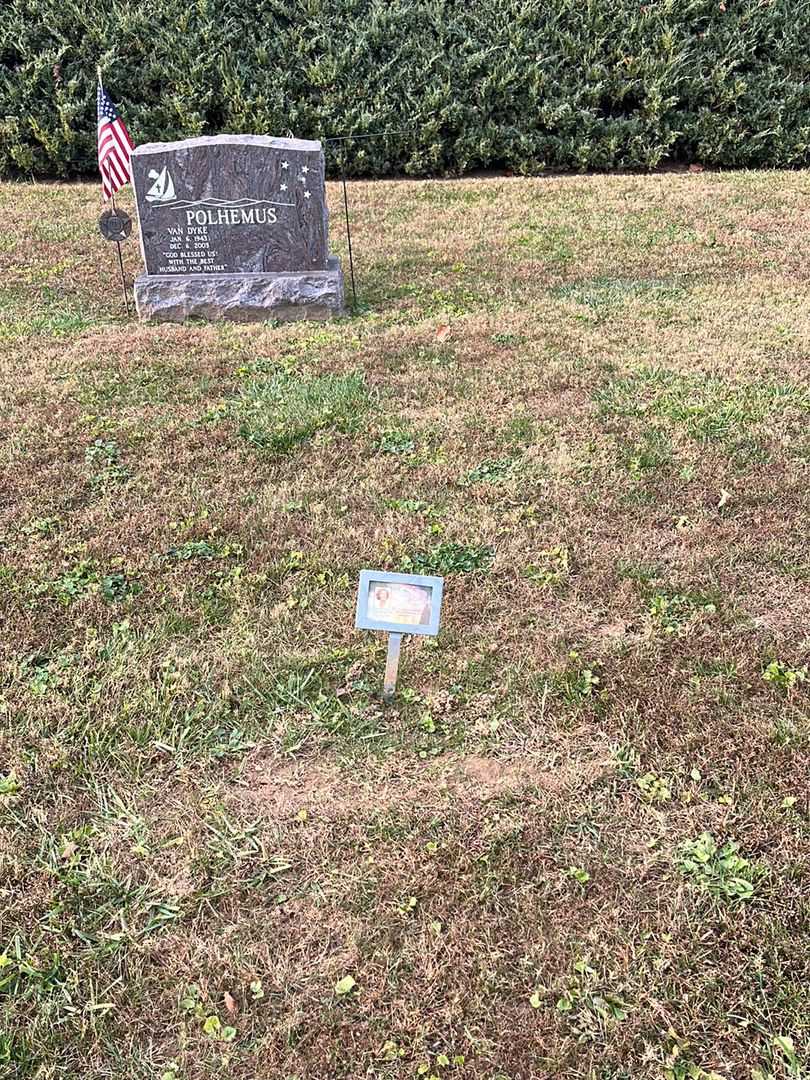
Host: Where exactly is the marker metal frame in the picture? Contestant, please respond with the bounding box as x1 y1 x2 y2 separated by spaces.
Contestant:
355 570 443 637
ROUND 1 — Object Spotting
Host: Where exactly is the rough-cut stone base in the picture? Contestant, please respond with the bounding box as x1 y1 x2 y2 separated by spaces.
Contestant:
134 257 345 323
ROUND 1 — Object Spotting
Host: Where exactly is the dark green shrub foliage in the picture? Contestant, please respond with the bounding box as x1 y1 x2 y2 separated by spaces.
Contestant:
2 0 809 179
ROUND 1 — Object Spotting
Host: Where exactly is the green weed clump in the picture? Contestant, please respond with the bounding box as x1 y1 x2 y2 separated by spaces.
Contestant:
237 371 370 455
648 591 717 635
165 540 241 562
554 651 602 706
677 833 759 902
85 438 130 489
762 660 808 694
461 457 518 485
554 958 630 1042
375 430 415 454
401 542 494 575
523 546 570 588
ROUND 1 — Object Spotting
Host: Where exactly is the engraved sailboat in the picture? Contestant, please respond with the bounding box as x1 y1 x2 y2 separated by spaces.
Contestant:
146 166 175 203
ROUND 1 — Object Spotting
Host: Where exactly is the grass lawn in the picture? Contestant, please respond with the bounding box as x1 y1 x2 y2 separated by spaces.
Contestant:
0 169 808 1080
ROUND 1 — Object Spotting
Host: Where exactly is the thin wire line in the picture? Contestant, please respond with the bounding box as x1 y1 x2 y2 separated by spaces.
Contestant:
324 129 412 144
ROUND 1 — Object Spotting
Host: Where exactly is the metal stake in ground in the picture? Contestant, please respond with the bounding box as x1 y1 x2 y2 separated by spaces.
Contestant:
382 632 402 704
340 157 358 312
110 193 130 317
325 130 413 315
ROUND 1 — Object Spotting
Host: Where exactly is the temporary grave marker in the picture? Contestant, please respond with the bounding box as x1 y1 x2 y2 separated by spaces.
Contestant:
355 570 444 702
130 133 345 323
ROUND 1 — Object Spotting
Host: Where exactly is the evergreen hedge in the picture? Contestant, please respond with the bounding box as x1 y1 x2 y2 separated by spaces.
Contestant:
2 0 809 179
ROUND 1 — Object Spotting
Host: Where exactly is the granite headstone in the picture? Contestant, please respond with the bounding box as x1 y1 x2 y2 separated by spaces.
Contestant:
131 134 345 322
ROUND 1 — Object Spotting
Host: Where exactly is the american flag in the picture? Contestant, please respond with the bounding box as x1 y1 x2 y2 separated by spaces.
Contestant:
97 78 134 200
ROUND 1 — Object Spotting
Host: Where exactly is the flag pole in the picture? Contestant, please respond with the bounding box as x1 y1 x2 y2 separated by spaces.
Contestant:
113 232 131 317
108 177 131 317
98 67 131 317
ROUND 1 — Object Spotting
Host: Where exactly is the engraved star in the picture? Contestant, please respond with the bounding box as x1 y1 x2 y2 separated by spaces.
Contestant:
281 160 289 169
301 165 309 175
280 183 288 191
303 190 311 199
